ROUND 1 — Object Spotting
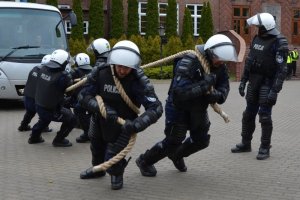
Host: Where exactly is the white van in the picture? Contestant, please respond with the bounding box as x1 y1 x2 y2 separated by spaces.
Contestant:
0 2 76 99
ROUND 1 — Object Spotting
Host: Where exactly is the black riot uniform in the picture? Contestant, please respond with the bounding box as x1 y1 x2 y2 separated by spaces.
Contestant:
69 66 92 143
28 55 77 147
18 65 52 132
78 65 163 189
136 48 230 177
231 15 288 160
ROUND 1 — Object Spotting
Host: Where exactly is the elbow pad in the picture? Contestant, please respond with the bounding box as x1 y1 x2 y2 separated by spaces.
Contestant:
132 104 163 133
78 94 98 113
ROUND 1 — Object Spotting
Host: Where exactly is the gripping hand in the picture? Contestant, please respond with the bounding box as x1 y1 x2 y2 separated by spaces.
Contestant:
239 82 246 97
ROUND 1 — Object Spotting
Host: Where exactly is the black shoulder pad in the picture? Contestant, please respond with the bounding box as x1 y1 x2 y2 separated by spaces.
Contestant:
276 34 288 50
134 68 154 91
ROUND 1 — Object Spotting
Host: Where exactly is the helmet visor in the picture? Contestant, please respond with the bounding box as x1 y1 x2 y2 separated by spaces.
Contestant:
86 44 94 54
107 47 141 69
246 14 261 27
211 45 238 62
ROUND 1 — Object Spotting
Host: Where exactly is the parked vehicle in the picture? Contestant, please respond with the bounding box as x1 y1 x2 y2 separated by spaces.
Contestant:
0 2 76 99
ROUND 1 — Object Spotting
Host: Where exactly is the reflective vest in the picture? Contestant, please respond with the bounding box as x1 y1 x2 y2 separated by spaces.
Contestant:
287 54 292 64
291 50 299 61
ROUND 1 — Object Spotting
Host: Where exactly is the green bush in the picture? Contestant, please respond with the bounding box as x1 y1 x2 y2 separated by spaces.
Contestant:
143 65 173 79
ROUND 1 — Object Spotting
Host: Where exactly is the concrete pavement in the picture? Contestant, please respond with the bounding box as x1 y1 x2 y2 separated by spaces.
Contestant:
0 80 300 200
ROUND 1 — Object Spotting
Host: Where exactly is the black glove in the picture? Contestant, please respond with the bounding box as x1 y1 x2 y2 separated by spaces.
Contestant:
121 120 136 135
207 89 222 104
105 105 118 125
267 90 278 105
203 74 216 87
239 82 246 97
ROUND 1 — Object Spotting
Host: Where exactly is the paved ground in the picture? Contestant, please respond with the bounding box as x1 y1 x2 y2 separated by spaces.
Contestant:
1 80 300 200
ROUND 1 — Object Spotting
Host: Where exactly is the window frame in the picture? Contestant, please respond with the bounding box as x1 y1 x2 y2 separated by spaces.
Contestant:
186 4 203 36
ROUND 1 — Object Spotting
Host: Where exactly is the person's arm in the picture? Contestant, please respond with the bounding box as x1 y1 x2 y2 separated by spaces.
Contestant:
122 73 163 135
206 65 230 104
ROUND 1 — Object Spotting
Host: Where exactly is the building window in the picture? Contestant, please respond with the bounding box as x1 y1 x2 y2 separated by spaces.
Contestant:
64 20 89 35
186 4 203 36
232 6 250 43
293 9 300 35
138 2 178 35
65 20 71 34
83 21 89 35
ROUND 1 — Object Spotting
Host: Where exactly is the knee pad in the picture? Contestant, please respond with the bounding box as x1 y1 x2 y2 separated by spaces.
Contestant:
164 123 187 144
259 114 272 125
246 84 258 104
258 85 270 105
242 110 256 122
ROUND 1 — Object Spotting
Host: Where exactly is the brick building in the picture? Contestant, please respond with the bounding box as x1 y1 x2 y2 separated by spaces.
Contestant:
12 0 300 79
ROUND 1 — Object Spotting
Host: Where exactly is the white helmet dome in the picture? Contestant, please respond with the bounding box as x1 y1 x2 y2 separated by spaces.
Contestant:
87 38 110 56
48 49 73 69
75 53 92 70
107 40 141 69
204 34 238 62
247 13 275 31
41 54 51 65
247 12 279 35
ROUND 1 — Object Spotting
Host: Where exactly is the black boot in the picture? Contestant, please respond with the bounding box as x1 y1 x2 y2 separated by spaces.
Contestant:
231 142 251 153
42 127 52 133
136 142 167 176
171 158 187 172
28 135 44 144
111 175 123 190
52 132 72 147
80 167 106 179
18 125 31 132
257 115 273 160
256 146 271 160
232 111 255 153
136 154 157 177
76 133 90 143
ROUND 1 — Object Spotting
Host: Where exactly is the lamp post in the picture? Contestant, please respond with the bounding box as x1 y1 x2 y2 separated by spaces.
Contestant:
158 25 165 79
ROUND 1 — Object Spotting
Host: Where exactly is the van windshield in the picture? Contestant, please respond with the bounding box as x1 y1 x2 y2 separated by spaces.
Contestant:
0 8 67 60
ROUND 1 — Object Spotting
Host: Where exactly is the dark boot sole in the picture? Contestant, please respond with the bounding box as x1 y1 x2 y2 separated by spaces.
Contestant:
135 158 157 177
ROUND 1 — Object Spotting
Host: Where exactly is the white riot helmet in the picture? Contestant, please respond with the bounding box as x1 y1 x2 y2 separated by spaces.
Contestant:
107 40 141 69
41 54 51 65
74 53 92 70
87 38 111 57
246 12 279 35
204 34 238 62
47 49 74 69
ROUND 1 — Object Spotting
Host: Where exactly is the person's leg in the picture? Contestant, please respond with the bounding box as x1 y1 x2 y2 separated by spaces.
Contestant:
232 84 259 153
74 105 90 143
257 105 273 160
28 106 51 144
174 111 210 159
19 97 36 131
52 107 77 147
80 114 106 179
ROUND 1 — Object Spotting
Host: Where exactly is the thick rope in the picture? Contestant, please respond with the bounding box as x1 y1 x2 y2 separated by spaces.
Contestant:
110 65 140 114
92 95 137 172
65 50 230 122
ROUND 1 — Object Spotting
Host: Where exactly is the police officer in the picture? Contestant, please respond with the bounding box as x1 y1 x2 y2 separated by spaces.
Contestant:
286 51 293 80
18 54 52 133
136 34 238 177
67 53 93 143
231 13 288 160
78 40 163 190
291 47 299 76
85 38 111 84
28 49 77 147
75 38 111 142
